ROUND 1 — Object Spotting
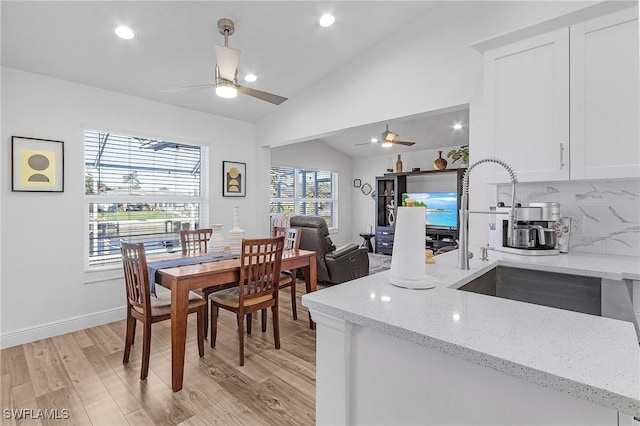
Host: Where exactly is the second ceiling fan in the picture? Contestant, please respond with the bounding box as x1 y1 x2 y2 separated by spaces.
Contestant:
355 125 416 147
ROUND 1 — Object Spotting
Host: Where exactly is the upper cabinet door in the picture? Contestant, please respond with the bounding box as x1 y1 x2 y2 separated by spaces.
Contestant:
570 7 639 179
484 29 570 183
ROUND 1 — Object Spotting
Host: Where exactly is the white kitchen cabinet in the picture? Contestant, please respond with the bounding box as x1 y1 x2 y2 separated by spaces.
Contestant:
570 7 639 179
484 29 569 183
484 6 639 183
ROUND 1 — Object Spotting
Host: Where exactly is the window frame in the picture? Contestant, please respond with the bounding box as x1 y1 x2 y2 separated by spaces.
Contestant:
270 165 339 230
83 128 209 271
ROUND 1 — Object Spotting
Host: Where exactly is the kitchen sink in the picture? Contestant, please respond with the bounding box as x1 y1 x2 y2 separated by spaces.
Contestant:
457 266 601 316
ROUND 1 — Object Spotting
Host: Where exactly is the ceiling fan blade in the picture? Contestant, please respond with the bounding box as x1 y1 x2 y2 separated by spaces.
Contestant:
391 140 416 146
214 44 240 81
353 142 373 146
159 83 216 92
237 85 287 105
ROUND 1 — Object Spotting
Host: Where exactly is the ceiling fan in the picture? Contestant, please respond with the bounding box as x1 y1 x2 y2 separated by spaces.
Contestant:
162 18 287 105
354 125 416 147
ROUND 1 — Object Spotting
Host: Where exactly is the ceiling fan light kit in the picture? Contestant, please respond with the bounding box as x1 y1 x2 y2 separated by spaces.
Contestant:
215 66 238 98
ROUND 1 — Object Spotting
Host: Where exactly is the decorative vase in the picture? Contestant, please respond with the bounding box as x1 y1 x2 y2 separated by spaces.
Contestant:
208 224 225 255
227 206 245 255
396 154 403 173
387 199 396 226
433 151 448 170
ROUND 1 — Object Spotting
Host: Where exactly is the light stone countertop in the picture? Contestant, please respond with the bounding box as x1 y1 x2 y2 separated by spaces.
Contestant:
301 248 640 416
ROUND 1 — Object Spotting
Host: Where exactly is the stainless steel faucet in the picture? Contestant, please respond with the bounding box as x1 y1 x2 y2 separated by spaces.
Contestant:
459 158 518 270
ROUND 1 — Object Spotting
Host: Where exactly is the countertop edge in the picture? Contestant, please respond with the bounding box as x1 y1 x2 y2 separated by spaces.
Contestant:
303 298 640 416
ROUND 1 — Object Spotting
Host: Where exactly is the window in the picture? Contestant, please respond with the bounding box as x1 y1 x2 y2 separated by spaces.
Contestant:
270 166 338 228
84 130 207 268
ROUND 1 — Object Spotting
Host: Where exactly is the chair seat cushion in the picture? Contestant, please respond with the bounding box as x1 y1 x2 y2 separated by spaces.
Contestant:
134 291 205 317
193 283 235 298
209 287 273 308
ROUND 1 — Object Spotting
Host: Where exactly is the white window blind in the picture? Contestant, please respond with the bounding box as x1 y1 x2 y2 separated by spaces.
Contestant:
85 130 206 267
270 166 337 227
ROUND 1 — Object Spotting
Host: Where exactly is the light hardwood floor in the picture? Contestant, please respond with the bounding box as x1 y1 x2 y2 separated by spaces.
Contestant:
1 281 318 425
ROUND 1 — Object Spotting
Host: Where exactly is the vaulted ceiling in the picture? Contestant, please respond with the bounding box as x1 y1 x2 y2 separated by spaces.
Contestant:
1 1 438 123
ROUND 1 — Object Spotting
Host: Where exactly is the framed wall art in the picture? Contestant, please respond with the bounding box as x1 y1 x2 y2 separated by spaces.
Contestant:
360 182 372 195
12 136 64 192
222 161 246 197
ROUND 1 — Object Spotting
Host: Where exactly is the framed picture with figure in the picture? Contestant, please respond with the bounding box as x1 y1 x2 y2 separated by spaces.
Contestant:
222 161 246 197
12 136 64 192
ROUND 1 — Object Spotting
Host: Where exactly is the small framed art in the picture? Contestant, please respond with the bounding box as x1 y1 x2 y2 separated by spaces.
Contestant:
12 136 64 192
222 161 246 197
353 178 361 188
360 182 372 195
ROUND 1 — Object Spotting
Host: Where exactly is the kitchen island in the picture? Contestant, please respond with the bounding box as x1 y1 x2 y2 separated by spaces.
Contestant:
301 248 640 425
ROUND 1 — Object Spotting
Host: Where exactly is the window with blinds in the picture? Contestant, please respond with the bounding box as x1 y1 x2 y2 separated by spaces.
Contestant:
84 130 206 268
270 166 337 227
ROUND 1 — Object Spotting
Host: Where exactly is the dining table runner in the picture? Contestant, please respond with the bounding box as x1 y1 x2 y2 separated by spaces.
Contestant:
147 253 237 296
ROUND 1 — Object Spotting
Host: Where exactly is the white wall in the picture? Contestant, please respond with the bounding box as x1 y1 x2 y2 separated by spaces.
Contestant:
271 140 353 246
0 68 256 347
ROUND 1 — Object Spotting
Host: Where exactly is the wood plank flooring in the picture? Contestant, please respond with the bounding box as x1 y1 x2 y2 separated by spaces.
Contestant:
1 281 319 425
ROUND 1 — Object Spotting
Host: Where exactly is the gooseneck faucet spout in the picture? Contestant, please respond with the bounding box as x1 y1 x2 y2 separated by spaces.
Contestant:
459 158 518 270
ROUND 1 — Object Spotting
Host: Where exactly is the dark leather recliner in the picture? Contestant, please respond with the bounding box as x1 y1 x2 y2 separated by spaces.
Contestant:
289 216 369 285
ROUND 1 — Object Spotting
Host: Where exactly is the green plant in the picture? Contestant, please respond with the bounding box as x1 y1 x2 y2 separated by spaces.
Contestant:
446 145 469 165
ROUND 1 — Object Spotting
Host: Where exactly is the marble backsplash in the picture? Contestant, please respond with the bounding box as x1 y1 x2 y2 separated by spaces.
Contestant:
497 179 640 257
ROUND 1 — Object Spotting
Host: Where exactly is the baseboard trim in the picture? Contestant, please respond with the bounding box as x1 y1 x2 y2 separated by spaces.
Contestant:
0 306 127 349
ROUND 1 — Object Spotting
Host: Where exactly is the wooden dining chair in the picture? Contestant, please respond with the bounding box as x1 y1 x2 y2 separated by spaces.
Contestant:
209 236 285 366
179 228 220 339
273 226 302 320
120 241 205 380
180 228 212 255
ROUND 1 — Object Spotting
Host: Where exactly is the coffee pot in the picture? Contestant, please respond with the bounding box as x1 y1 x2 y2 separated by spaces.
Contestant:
489 202 560 255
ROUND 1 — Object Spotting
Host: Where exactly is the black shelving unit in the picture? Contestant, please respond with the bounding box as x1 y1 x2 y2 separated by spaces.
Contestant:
374 175 406 255
374 168 466 255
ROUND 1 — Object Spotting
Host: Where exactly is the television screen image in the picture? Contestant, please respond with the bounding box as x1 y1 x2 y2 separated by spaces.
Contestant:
402 192 458 229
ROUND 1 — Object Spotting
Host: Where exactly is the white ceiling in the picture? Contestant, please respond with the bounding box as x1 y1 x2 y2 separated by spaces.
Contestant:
1 1 438 124
2 1 470 158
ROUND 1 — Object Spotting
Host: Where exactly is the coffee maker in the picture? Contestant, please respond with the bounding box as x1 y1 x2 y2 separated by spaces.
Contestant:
489 202 560 255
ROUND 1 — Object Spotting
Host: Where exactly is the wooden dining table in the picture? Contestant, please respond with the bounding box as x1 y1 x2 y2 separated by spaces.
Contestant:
154 248 317 392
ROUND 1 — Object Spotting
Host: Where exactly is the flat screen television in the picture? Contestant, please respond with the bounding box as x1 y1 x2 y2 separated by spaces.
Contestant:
401 192 458 230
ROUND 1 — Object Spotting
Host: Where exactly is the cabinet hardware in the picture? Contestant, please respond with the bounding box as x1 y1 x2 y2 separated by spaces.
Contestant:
559 143 565 169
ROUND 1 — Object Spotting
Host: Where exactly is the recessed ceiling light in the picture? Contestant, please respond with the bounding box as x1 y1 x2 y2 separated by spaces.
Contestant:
319 14 335 27
453 123 463 130
370 138 378 143
115 26 135 40
244 74 257 83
